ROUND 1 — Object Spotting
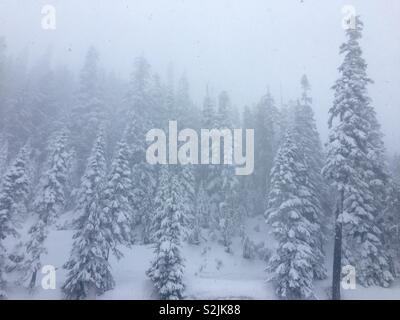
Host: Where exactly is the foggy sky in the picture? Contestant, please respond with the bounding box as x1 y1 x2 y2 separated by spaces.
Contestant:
1 0 399 153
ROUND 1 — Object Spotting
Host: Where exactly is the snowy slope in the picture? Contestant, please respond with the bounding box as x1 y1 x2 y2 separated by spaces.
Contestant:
4 215 400 300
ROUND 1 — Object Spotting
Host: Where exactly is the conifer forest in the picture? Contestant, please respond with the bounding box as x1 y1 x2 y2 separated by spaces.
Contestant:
0 0 400 300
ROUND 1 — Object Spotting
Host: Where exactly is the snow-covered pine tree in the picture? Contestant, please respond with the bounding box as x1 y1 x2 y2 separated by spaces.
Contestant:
21 129 70 289
101 138 134 256
146 166 185 300
266 133 320 300
292 76 329 280
62 128 114 300
0 142 31 298
323 17 393 298
124 110 156 243
254 90 279 215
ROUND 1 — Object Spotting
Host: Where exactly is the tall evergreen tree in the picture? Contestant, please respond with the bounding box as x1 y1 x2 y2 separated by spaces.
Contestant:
293 76 330 279
323 17 393 299
146 167 185 300
125 110 156 243
101 139 134 254
296 76 330 212
62 129 114 299
0 143 31 298
253 90 279 215
22 130 71 289
266 133 319 300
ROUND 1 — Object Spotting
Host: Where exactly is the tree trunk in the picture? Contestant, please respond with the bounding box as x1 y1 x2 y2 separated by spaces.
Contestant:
332 190 343 300
29 270 37 291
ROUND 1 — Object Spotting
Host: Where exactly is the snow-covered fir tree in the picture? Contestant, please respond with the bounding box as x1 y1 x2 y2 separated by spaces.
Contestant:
62 128 114 300
101 138 134 256
296 75 331 213
253 90 280 215
146 166 185 300
266 133 323 300
0 142 31 298
124 110 156 243
292 76 329 279
323 17 393 297
21 129 71 289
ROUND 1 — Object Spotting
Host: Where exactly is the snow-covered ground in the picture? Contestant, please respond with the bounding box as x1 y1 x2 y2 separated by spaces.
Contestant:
5 216 400 300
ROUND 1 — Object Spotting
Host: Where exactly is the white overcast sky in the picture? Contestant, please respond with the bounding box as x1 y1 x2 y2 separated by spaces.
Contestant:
0 0 399 152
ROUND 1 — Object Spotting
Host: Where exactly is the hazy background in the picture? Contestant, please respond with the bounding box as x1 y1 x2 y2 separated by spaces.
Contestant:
0 0 399 152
